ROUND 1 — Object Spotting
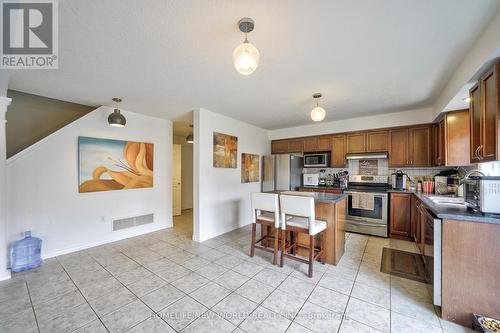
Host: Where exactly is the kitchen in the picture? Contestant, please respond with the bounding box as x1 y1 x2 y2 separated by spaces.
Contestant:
262 60 500 330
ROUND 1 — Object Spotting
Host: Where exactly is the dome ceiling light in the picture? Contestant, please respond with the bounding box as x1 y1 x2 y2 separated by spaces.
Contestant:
186 125 194 144
310 93 326 122
108 97 126 127
233 17 260 75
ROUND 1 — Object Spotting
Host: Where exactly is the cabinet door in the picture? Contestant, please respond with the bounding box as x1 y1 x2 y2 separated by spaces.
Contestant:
410 126 432 167
470 83 482 163
390 193 412 238
411 196 418 240
331 135 347 167
432 124 439 166
323 189 342 194
288 139 304 153
346 133 366 153
366 130 388 152
418 205 426 254
389 129 409 167
436 120 446 166
446 110 471 166
480 65 498 161
317 136 332 151
303 137 318 152
272 141 288 154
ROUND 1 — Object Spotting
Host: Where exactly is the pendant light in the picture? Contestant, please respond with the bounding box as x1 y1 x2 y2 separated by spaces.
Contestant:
233 18 260 75
186 125 194 144
310 93 326 122
108 97 126 127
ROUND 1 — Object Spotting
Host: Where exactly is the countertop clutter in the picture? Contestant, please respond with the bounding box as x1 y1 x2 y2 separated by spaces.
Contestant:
388 189 500 225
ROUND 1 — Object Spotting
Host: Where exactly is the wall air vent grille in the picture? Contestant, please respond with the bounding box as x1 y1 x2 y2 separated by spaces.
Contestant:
113 213 154 231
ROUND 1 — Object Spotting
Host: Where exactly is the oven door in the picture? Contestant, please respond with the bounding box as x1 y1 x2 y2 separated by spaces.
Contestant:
344 191 388 237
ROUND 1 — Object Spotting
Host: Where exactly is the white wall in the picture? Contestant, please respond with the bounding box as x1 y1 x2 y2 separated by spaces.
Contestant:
173 135 193 210
0 93 11 280
433 10 500 118
193 109 270 242
5 106 172 259
269 107 433 140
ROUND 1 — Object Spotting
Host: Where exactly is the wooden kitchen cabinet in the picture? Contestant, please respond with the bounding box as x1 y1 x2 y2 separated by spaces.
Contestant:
303 137 318 152
434 110 471 166
435 119 446 166
390 193 412 239
409 126 432 167
410 195 419 240
271 139 304 154
331 135 347 167
346 133 366 153
417 203 426 254
470 82 482 163
389 128 409 167
389 126 432 167
469 61 500 163
271 140 288 154
366 130 388 152
317 136 332 151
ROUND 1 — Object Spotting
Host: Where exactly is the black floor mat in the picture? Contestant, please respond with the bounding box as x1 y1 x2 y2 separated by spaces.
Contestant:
380 247 430 284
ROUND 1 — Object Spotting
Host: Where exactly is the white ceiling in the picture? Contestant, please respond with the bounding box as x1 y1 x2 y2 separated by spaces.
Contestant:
7 0 500 130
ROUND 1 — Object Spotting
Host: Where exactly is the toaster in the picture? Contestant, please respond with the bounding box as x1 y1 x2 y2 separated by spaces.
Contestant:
463 176 500 214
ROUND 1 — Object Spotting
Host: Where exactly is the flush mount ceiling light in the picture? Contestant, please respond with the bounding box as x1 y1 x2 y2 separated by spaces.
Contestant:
463 97 471 103
108 97 126 127
310 93 326 122
186 125 194 144
233 17 260 75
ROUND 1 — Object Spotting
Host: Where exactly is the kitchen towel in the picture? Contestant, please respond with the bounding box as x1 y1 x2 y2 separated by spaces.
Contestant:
351 192 375 210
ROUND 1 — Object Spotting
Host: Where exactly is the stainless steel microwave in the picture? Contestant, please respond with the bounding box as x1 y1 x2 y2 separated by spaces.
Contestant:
303 153 330 167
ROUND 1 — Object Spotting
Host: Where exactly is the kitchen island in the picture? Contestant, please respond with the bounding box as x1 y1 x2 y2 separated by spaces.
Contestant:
262 191 347 265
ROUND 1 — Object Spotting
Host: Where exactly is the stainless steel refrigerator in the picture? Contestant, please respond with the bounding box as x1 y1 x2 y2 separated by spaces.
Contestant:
262 154 303 192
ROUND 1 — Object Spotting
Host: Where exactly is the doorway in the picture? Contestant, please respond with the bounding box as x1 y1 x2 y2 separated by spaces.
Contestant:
172 114 194 238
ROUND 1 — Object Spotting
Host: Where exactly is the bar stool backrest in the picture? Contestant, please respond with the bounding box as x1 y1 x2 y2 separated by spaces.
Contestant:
280 194 316 234
251 192 280 228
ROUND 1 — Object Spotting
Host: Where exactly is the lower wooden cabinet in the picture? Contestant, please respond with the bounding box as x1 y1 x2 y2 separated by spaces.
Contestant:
389 193 412 239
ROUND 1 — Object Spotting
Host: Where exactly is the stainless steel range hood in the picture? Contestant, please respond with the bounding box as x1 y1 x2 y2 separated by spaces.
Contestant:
346 152 388 160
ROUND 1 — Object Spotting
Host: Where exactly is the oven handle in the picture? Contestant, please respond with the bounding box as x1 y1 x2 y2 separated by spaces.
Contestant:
344 191 388 197
346 220 386 228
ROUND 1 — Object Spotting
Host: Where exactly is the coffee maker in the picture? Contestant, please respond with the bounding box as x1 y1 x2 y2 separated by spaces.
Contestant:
391 169 408 190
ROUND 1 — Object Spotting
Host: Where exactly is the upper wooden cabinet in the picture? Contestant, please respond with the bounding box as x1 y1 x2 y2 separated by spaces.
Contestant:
445 110 471 166
389 125 432 167
346 133 366 153
271 139 304 154
435 119 446 166
469 61 500 163
389 128 409 167
366 130 388 152
331 135 347 167
304 136 331 152
346 130 388 154
409 126 432 167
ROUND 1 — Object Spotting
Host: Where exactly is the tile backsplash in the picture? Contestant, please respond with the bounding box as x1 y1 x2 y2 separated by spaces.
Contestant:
303 159 475 184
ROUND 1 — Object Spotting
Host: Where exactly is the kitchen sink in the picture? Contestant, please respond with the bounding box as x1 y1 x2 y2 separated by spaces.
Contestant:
426 196 466 206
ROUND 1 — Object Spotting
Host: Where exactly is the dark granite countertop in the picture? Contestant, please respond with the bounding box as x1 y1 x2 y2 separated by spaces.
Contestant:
388 189 500 225
264 190 347 204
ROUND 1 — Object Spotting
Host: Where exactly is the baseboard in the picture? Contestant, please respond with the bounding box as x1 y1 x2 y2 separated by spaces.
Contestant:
42 224 172 259
0 270 11 281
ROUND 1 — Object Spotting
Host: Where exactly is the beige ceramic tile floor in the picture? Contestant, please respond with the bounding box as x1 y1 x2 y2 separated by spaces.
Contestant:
0 209 474 333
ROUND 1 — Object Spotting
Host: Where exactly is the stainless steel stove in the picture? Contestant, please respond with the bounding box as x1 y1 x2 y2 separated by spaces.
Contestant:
345 175 389 237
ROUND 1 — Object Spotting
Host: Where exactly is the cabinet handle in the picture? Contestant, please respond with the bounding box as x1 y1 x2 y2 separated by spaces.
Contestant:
477 145 484 160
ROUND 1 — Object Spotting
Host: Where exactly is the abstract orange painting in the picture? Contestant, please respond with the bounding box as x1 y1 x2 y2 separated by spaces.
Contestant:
241 153 259 183
213 132 238 168
78 137 154 193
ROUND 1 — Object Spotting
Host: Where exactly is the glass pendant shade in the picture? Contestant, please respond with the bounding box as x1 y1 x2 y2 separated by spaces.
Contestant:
233 41 260 75
186 134 194 144
310 106 326 122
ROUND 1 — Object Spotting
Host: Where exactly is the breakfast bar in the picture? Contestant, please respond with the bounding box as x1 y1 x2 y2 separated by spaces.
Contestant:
262 191 347 265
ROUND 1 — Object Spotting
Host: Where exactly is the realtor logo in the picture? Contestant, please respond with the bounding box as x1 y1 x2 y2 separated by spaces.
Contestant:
1 0 58 69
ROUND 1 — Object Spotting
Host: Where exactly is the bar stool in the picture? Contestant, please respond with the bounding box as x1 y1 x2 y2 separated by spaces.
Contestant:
279 194 326 278
250 192 280 265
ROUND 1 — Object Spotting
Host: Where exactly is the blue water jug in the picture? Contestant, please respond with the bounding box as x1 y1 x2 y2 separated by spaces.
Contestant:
9 231 43 273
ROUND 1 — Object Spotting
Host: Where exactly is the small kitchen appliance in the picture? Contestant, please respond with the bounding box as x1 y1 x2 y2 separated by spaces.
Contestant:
391 169 408 190
303 173 319 186
303 153 330 168
463 176 500 214
318 169 326 186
